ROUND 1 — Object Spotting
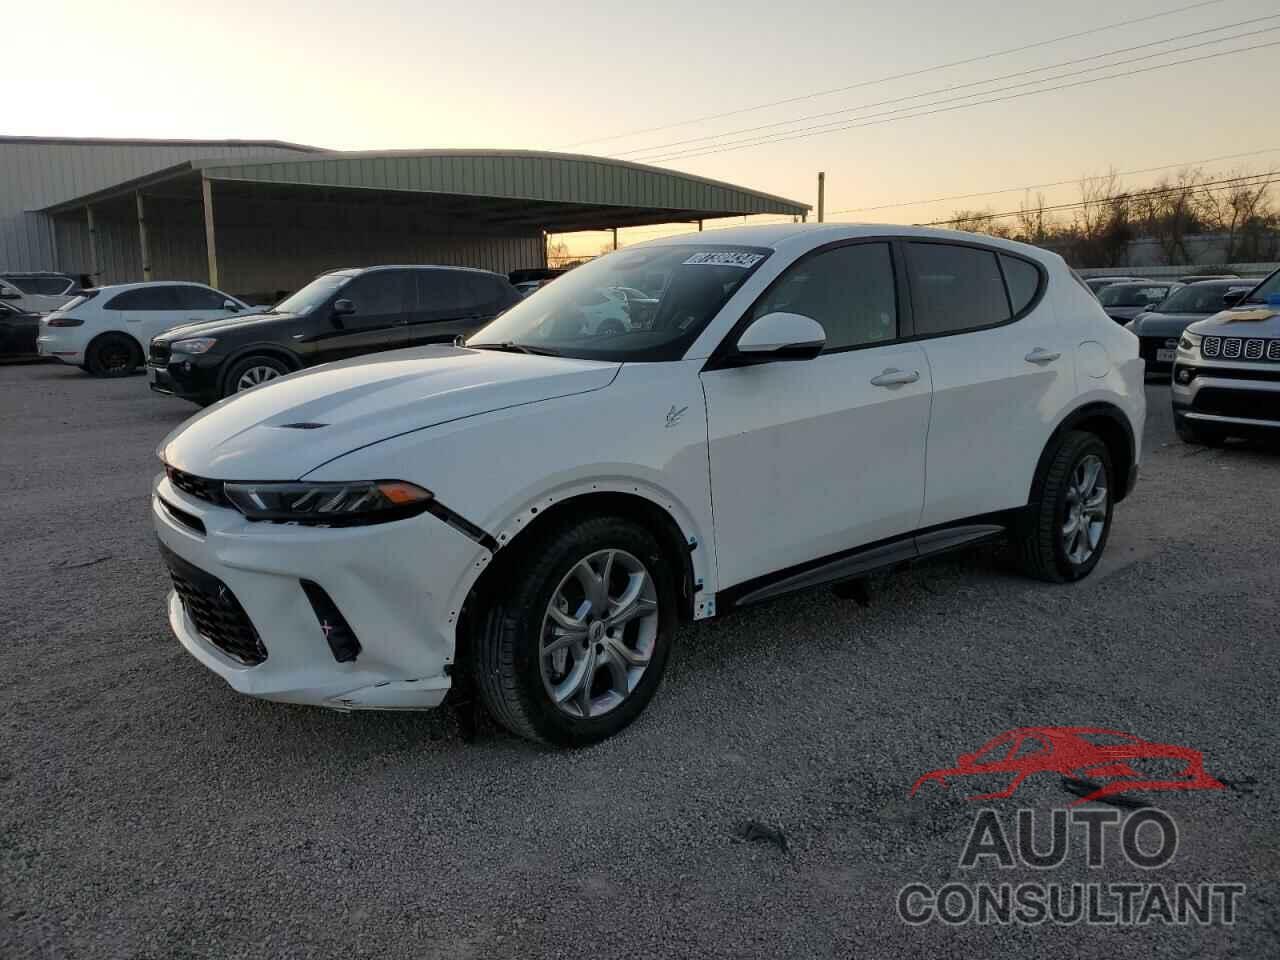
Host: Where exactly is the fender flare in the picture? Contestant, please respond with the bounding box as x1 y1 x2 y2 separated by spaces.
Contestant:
1029 400 1138 506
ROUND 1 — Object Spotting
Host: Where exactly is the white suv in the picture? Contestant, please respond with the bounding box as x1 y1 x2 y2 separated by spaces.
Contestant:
38 281 250 376
152 225 1145 745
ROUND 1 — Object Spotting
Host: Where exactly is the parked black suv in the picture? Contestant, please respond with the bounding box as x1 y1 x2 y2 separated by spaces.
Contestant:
148 265 520 405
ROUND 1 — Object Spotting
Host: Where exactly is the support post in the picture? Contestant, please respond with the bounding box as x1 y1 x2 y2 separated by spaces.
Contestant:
136 193 152 282
85 205 102 286
697 219 703 232
611 227 618 251
817 171 825 223
201 175 219 289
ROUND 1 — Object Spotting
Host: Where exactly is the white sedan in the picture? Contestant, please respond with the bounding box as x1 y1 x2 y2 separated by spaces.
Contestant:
152 224 1144 745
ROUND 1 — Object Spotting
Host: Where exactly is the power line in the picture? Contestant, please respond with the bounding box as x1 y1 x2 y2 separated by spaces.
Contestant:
615 15 1280 160
920 172 1277 225
635 39 1280 165
826 148 1280 216
560 0 1229 149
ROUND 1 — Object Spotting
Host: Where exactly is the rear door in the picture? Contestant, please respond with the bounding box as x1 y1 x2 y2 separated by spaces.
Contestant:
404 270 504 346
310 270 412 363
907 241 1075 527
700 240 933 589
169 284 242 335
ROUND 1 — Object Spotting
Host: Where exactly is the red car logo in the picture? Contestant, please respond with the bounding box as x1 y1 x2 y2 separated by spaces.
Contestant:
911 727 1223 806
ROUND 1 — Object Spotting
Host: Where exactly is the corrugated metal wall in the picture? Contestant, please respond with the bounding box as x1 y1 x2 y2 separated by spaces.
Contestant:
0 139 314 271
52 189 545 298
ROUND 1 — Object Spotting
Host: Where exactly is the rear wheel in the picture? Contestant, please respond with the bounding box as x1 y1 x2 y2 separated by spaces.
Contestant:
473 516 676 746
85 333 142 377
1014 431 1114 583
223 355 288 398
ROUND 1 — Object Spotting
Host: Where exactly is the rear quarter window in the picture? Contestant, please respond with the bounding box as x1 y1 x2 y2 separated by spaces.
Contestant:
999 255 1044 315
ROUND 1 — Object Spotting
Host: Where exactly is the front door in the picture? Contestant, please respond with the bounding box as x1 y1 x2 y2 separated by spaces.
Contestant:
310 270 412 363
700 241 933 589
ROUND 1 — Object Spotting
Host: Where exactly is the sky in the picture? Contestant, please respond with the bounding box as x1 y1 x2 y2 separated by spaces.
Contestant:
7 0 1279 253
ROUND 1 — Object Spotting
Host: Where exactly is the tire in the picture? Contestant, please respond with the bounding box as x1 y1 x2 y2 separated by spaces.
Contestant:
223 354 289 398
1014 431 1114 583
473 516 677 746
1175 416 1224 446
85 333 142 377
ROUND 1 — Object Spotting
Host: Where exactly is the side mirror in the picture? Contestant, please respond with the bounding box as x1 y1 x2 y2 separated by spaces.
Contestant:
733 311 826 362
223 299 241 312
1222 291 1247 308
332 298 355 327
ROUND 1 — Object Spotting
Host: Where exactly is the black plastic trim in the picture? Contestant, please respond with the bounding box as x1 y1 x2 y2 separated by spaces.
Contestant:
422 500 499 551
721 514 1013 610
300 580 362 663
159 497 206 535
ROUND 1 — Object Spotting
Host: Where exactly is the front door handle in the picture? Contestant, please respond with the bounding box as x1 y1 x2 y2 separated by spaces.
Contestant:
1025 348 1061 364
870 368 920 387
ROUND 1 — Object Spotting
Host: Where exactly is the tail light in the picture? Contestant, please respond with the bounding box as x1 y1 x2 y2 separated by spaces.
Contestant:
47 316 83 327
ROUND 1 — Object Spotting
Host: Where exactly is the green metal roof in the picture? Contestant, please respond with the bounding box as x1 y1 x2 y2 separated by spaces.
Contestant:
197 150 808 217
40 150 808 230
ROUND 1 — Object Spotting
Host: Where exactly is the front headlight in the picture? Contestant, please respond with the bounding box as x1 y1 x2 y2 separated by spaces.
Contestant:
172 337 218 355
222 480 433 525
1179 332 1202 351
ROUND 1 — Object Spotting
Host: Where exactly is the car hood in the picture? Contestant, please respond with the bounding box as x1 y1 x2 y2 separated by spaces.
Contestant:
1187 304 1280 337
160 346 621 479
1128 311 1212 336
156 311 298 340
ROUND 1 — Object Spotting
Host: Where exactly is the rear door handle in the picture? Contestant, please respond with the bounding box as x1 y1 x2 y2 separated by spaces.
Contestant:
870 368 920 387
1025 348 1061 364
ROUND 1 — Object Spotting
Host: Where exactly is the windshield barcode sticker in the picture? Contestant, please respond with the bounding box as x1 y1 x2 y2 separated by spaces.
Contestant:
683 251 764 268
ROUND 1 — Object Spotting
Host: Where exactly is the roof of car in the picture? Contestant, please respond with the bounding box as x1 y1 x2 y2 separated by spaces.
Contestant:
637 222 1061 261
321 264 508 278
79 280 215 293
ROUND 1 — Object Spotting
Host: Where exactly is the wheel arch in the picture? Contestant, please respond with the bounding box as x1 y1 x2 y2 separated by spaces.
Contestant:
86 329 145 361
218 344 303 395
1030 401 1136 507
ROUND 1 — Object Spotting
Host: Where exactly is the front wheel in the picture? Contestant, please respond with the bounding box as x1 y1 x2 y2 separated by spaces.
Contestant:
1014 431 1114 583
223 355 289 398
473 516 676 746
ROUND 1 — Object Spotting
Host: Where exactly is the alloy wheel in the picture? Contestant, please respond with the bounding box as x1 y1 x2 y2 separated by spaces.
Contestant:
539 548 660 719
1062 454 1108 565
235 365 281 392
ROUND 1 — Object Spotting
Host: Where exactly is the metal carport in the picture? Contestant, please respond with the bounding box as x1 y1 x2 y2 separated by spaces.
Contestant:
37 150 809 299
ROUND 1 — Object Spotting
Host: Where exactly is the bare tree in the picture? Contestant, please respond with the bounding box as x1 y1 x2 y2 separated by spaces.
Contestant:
1197 168 1279 262
945 208 1011 238
1067 170 1134 267
1132 168 1205 265
1013 191 1053 244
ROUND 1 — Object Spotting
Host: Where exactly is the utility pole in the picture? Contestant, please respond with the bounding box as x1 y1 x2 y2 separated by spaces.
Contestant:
817 171 825 223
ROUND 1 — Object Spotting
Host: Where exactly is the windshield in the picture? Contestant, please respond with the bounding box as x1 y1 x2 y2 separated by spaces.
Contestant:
1242 269 1280 305
1098 284 1170 307
272 273 354 314
1158 283 1252 314
468 245 771 361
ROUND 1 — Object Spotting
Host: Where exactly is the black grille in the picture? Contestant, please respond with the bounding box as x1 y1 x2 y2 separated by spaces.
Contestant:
1192 387 1280 422
166 466 231 508
159 497 206 535
1201 336 1280 362
149 341 171 365
160 543 266 665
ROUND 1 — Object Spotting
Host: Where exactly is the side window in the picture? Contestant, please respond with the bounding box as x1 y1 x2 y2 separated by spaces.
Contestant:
341 271 408 318
103 286 180 310
35 277 74 295
908 243 1011 337
416 271 473 316
752 242 897 352
1000 255 1042 315
173 286 231 310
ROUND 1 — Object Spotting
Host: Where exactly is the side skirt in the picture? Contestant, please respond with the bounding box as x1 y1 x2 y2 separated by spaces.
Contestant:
719 514 1017 610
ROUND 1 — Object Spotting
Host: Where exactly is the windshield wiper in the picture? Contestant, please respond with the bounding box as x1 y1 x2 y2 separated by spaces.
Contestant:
468 341 562 357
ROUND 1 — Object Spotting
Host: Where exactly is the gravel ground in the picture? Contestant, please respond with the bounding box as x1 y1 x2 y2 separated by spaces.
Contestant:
2 359 1278 959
